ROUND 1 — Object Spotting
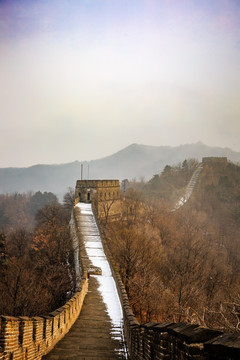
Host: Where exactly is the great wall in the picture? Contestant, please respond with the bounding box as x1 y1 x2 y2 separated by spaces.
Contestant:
1 167 240 359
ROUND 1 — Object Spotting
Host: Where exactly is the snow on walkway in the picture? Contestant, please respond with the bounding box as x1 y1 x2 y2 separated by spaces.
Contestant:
173 163 203 210
43 202 127 359
76 202 127 356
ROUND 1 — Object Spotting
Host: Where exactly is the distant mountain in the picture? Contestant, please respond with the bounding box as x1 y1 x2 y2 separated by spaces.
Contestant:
1 142 240 200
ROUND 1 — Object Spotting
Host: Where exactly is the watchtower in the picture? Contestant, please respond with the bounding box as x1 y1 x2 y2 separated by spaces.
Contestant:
74 180 121 220
202 157 228 164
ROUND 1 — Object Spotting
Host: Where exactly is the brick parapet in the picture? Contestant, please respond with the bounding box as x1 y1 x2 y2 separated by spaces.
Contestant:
76 179 119 189
0 208 88 360
0 279 88 360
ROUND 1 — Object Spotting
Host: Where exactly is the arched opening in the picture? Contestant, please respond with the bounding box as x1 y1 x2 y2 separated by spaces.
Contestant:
87 192 91 202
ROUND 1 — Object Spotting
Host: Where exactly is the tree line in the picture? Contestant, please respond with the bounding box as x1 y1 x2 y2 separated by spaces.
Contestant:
101 160 240 332
0 190 75 316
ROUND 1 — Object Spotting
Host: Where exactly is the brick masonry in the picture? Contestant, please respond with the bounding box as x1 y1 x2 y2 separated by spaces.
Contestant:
75 179 122 220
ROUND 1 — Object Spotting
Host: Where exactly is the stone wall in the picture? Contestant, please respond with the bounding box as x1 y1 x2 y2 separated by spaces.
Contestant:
202 157 228 164
75 179 122 221
99 225 240 360
0 208 88 360
75 179 120 204
0 278 88 360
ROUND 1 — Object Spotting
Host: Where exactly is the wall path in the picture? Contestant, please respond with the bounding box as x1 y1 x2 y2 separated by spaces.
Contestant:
43 203 128 359
173 163 203 210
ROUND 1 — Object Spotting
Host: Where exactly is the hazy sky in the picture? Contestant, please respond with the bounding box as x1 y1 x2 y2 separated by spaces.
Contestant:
0 0 240 167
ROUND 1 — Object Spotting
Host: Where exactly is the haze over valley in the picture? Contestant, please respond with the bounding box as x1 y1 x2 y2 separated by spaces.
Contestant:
1 142 240 199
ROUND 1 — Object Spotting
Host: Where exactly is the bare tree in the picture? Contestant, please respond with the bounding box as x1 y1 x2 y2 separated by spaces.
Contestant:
63 187 75 213
99 198 116 224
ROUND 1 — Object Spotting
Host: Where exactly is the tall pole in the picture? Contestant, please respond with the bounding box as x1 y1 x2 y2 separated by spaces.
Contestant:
88 163 89 180
81 163 83 180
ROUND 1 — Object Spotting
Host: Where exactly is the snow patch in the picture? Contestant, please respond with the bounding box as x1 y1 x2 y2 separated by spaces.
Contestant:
76 202 126 355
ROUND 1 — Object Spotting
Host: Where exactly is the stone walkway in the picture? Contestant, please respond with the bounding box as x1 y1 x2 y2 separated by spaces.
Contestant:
173 163 203 210
43 277 125 359
43 203 127 359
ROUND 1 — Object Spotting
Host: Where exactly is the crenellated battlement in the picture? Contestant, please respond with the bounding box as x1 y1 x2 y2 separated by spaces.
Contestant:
75 179 120 203
0 279 88 360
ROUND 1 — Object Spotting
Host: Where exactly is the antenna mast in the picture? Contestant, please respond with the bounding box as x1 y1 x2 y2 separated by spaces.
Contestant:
81 163 83 180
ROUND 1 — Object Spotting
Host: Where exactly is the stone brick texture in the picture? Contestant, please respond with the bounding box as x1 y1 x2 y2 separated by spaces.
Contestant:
75 179 122 220
0 278 88 360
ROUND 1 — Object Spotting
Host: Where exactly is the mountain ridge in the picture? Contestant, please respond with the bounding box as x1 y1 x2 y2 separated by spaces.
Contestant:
1 142 240 199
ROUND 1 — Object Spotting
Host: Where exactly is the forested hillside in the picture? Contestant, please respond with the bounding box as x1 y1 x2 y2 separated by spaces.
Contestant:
102 159 240 332
192 160 240 232
143 158 199 204
0 191 57 230
0 191 75 316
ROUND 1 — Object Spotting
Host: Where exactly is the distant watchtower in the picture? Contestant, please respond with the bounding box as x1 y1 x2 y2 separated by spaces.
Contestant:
74 180 121 220
202 157 228 164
